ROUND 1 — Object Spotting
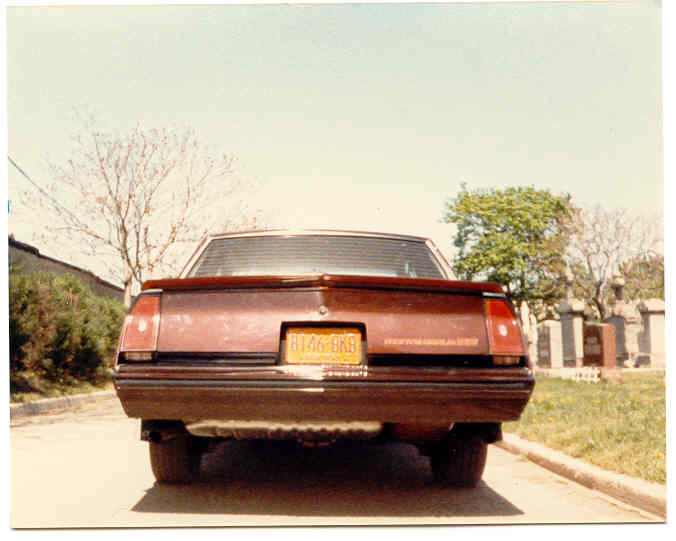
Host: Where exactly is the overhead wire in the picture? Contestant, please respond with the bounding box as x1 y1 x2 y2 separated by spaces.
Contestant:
7 154 84 225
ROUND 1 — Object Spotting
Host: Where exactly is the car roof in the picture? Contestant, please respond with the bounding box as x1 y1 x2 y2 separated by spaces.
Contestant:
207 229 431 243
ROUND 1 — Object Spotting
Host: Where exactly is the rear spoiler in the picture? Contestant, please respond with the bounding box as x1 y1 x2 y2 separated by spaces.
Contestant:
142 274 505 296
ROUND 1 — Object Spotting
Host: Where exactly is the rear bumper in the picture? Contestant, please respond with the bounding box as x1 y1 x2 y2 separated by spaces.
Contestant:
113 367 534 424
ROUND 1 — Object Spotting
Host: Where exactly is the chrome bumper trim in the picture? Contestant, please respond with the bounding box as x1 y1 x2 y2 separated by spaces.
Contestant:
114 378 532 391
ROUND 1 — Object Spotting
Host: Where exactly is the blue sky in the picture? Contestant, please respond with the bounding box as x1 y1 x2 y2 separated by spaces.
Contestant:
5 1 664 281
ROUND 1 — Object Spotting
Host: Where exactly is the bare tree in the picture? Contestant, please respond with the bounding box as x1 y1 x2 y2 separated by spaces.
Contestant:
32 111 262 306
567 204 663 320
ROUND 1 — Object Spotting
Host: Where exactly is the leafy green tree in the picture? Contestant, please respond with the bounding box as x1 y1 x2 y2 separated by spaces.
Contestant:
442 184 573 317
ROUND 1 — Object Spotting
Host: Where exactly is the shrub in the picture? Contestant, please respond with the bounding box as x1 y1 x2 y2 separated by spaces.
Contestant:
9 271 126 393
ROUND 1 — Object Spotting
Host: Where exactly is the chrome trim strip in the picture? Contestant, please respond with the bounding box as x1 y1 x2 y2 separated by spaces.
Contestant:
424 239 455 280
139 289 163 296
179 235 213 278
207 229 430 242
114 379 533 392
185 419 383 439
482 291 506 298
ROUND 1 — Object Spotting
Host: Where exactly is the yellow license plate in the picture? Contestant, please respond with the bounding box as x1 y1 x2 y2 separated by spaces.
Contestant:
285 327 362 365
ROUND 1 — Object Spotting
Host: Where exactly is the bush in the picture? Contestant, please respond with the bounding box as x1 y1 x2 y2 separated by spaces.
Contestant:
9 271 126 394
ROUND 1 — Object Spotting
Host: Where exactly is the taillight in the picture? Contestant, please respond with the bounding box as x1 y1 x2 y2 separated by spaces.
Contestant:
119 295 160 362
485 298 524 366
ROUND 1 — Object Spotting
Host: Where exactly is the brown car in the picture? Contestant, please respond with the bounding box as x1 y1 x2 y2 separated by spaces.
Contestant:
113 230 534 486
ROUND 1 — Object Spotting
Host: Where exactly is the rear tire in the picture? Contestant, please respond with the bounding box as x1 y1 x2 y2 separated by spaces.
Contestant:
431 435 487 488
149 435 201 483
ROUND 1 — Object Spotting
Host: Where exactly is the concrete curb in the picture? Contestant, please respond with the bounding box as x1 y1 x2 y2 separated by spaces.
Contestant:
497 433 667 519
10 390 118 419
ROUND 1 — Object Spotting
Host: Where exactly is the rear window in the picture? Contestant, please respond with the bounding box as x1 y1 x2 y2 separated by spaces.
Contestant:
188 235 446 279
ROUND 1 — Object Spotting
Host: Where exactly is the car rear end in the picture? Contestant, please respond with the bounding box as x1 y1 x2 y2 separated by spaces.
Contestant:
112 231 534 485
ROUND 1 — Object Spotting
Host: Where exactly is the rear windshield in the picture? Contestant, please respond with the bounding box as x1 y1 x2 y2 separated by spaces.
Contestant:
188 235 447 279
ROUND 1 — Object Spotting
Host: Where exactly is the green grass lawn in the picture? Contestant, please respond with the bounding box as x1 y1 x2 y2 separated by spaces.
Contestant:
503 371 666 484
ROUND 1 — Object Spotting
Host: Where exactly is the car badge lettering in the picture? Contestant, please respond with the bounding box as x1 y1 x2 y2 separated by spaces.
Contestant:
384 337 479 346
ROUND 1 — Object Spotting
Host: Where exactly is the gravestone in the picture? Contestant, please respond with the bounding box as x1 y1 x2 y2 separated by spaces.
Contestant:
520 301 538 365
583 323 621 382
537 320 562 368
558 298 585 367
638 298 665 367
529 313 538 364
557 268 585 367
604 274 641 368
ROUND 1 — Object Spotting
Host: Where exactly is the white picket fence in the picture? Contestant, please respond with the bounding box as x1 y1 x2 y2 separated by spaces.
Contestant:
535 366 600 383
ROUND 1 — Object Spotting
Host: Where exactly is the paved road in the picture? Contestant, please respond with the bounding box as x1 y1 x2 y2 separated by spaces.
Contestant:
10 398 661 528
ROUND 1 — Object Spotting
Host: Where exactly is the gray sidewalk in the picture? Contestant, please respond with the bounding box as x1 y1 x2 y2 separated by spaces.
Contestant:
497 433 666 518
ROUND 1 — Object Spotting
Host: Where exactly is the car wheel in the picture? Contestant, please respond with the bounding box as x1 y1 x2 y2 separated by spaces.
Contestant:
149 435 201 483
431 435 487 488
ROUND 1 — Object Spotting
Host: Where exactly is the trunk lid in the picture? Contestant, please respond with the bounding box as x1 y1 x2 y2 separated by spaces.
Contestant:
147 274 501 356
